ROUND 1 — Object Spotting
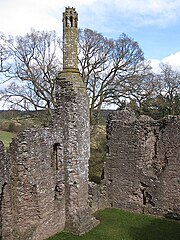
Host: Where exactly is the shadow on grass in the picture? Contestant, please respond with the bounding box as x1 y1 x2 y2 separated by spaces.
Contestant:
129 217 180 240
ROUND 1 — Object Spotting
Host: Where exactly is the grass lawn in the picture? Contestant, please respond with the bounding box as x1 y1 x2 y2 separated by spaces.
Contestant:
0 130 16 148
48 208 180 240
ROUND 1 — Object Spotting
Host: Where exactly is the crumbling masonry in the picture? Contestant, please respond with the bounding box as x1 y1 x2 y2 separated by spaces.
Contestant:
105 110 180 219
0 7 97 240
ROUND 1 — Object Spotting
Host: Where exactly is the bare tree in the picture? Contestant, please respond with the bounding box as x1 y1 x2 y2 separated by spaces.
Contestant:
78 28 114 124
0 33 11 74
78 30 150 123
155 63 180 115
0 29 62 115
1 28 151 123
110 67 156 112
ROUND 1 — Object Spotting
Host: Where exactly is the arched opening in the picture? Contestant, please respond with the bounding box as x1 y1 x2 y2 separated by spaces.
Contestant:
70 16 73 27
74 18 77 28
65 16 68 27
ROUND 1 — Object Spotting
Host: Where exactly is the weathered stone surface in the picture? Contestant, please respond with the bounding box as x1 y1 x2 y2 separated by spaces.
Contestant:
105 109 180 219
88 181 110 213
54 73 98 234
0 141 5 239
2 127 65 240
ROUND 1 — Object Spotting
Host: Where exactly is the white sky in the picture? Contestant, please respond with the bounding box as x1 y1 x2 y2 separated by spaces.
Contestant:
1 0 180 32
0 0 180 71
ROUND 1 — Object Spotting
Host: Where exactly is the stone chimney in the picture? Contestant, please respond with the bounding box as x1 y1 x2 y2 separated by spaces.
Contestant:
55 7 99 234
62 7 79 71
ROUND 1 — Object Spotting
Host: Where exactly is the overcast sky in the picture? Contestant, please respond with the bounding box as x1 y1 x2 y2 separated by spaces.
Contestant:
0 0 180 71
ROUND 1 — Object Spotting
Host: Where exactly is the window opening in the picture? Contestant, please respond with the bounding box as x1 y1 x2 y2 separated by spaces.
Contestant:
65 16 68 27
70 16 73 27
53 143 60 170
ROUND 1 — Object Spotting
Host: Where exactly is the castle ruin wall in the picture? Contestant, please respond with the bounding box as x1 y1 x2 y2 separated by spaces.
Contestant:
1 126 66 240
105 110 180 218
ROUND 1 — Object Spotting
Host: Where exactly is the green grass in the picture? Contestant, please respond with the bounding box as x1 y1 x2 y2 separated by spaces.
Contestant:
48 208 180 240
0 130 16 148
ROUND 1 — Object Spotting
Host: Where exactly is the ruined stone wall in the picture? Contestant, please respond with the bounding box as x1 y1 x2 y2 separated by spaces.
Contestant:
0 141 5 239
0 86 97 239
55 71 98 234
105 110 180 218
1 126 66 240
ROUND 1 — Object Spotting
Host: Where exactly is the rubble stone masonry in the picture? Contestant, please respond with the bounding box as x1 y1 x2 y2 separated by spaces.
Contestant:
1 127 65 240
105 109 180 219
